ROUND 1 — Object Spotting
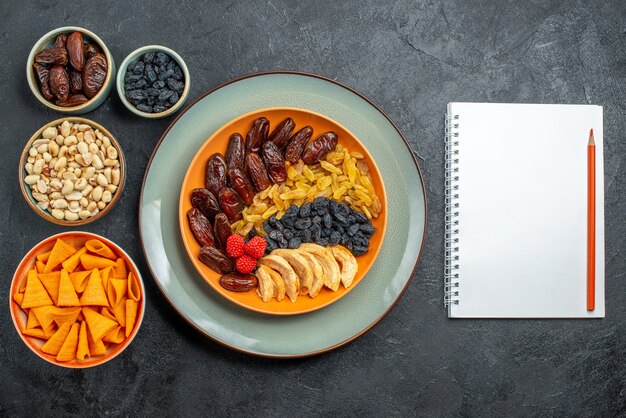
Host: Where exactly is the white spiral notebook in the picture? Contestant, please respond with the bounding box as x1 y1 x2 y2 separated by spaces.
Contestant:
444 102 605 318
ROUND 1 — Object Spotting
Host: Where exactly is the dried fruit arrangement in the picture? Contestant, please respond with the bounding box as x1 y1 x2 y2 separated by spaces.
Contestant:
123 51 185 114
187 115 382 303
33 31 107 107
12 238 141 362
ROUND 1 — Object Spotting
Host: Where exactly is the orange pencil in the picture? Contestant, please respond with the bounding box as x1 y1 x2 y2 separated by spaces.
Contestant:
587 129 595 311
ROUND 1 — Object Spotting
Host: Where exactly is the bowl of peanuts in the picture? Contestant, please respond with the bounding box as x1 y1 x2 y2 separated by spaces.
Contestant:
19 117 125 225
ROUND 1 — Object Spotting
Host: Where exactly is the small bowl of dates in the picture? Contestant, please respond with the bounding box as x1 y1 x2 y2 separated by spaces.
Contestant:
116 45 189 119
26 27 115 114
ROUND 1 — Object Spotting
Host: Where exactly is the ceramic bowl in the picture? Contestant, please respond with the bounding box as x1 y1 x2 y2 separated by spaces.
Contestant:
9 231 145 368
26 26 116 114
116 45 190 119
179 107 388 315
19 117 126 226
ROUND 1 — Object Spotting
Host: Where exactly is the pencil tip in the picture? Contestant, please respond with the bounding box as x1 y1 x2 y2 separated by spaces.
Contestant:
589 129 595 145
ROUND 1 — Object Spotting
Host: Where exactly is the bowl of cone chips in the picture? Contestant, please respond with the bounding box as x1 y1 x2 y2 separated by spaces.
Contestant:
10 231 145 368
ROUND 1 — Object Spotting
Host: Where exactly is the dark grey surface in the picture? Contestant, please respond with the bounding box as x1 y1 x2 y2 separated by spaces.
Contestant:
1 0 624 416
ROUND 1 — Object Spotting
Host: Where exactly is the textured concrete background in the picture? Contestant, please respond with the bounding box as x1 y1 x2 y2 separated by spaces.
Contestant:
1 0 624 416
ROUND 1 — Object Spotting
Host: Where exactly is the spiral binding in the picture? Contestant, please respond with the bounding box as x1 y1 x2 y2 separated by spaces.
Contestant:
444 114 460 306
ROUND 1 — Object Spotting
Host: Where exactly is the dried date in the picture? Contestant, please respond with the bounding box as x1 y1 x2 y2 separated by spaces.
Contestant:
199 246 233 274
66 31 85 71
54 34 67 49
191 188 221 221
245 117 269 153
82 53 107 98
56 94 88 107
70 71 83 93
34 47 68 66
268 117 295 150
188 208 215 247
49 66 69 100
227 168 255 205
219 273 257 292
83 43 98 59
33 63 54 100
262 141 287 183
285 126 313 163
213 213 233 250
225 133 245 170
205 153 227 197
301 132 339 165
246 153 272 192
218 187 244 223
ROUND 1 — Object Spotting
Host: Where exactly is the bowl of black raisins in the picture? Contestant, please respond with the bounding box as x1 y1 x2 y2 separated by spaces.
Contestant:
116 45 189 118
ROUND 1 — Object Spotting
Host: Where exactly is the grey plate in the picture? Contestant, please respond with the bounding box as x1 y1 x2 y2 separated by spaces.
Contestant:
139 72 427 357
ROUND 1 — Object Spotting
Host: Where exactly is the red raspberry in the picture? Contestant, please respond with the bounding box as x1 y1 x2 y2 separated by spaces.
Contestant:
244 236 267 259
235 255 257 274
226 234 245 258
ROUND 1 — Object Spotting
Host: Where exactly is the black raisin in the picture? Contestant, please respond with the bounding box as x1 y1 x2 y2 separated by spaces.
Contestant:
148 88 160 96
167 78 184 92
127 60 137 71
153 104 167 113
335 212 347 225
166 61 176 71
158 69 175 81
281 217 295 229
295 218 312 230
354 212 368 224
125 73 143 82
268 215 277 226
133 79 148 89
348 224 360 236
360 224 376 237
173 66 183 80
269 230 282 241
318 238 329 247
137 103 153 113
278 237 288 249
283 229 294 240
126 89 148 101
298 204 311 218
132 61 144 75
263 222 273 233
352 246 368 256
313 197 329 211
330 231 341 245
169 92 179 104
285 205 300 217
146 68 157 83
275 220 284 231
322 213 333 228
153 80 165 89
265 237 277 252
312 215 321 226
301 230 312 242
158 89 173 101
142 51 155 63
311 227 322 242
288 237 302 249
154 52 169 66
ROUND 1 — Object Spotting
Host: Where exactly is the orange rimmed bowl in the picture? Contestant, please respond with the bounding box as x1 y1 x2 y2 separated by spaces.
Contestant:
9 231 145 368
179 107 387 315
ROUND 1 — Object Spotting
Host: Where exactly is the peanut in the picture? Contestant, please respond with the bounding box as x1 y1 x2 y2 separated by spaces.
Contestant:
23 121 122 222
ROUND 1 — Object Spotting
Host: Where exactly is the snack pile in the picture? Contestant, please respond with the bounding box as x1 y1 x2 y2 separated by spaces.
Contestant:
187 115 381 303
12 238 141 362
